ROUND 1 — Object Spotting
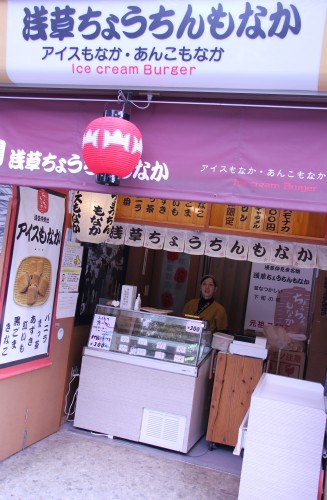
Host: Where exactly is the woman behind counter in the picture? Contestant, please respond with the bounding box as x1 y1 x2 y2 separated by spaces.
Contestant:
182 274 228 334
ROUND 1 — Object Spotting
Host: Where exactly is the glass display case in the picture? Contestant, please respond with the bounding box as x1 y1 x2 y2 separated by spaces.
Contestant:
87 304 212 367
75 304 213 452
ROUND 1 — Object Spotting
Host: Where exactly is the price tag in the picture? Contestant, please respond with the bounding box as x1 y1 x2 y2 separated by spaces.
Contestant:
118 344 128 353
176 344 186 354
138 338 148 346
89 341 104 349
88 314 116 350
120 335 130 343
154 351 166 360
136 348 147 356
174 354 185 363
185 321 202 334
156 341 167 350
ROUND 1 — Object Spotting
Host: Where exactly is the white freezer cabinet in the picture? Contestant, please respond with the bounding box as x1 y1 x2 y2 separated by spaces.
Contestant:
74 306 213 453
238 373 326 500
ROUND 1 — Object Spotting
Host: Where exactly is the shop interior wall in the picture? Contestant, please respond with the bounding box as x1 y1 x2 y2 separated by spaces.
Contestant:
122 246 250 335
199 257 252 336
123 246 156 308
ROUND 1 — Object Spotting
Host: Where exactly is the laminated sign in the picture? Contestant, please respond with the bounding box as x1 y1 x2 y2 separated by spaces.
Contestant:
0 187 66 367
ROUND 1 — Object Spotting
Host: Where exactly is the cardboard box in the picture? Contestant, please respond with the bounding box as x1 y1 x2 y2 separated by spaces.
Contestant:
120 285 137 310
267 348 306 379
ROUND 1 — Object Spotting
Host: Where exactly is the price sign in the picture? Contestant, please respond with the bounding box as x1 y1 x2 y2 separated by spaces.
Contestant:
156 341 167 350
154 351 166 360
138 338 148 346
118 344 128 353
185 321 202 334
120 335 130 343
136 348 147 356
88 314 116 351
174 354 185 364
176 344 186 354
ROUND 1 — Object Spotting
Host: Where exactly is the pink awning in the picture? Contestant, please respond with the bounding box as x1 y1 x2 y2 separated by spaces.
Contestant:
0 98 326 212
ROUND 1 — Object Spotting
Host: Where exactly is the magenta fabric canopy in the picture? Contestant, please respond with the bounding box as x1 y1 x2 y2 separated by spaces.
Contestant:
0 98 326 213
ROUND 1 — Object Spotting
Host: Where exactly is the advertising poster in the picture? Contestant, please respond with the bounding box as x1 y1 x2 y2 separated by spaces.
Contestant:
0 186 66 367
244 262 315 333
57 241 83 319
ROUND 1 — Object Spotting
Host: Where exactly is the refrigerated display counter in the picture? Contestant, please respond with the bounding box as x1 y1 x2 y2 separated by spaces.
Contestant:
74 305 213 453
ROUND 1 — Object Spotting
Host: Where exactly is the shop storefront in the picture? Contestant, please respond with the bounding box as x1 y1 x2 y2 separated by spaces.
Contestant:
0 6 326 495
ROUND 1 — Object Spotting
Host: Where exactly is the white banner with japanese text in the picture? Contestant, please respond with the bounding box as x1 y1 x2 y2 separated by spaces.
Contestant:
1 1 327 95
163 229 186 253
247 239 274 264
184 231 206 255
226 236 250 261
124 223 145 247
204 234 228 258
106 222 326 270
0 187 66 367
144 226 166 250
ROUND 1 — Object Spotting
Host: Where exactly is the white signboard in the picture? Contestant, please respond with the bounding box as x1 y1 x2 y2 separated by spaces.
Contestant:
244 262 315 332
1 1 327 94
0 187 65 366
88 313 116 351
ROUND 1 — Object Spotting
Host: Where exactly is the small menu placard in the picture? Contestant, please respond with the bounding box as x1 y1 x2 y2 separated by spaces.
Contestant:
88 314 116 351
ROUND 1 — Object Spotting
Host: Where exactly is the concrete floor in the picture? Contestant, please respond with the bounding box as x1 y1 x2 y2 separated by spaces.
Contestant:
0 422 241 499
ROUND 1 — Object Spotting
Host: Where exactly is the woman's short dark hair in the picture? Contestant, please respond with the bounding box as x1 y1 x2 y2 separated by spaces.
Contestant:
200 274 217 287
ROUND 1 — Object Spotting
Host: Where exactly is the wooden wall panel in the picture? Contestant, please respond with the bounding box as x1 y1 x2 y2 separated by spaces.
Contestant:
115 197 326 241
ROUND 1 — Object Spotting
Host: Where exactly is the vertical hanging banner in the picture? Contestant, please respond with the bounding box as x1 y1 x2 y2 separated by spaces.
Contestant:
158 251 191 313
0 187 66 368
71 190 117 244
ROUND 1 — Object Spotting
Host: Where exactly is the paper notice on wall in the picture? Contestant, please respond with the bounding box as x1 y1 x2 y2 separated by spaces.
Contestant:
59 242 83 293
56 292 79 319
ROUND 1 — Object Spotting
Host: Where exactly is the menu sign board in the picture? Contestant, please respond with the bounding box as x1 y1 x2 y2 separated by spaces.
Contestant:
0 187 65 367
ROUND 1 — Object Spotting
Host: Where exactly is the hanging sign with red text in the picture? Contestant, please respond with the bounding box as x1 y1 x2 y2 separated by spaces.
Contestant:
0 0 327 95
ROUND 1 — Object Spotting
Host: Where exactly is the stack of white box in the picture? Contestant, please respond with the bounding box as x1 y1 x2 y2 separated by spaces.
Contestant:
238 373 326 500
120 285 137 310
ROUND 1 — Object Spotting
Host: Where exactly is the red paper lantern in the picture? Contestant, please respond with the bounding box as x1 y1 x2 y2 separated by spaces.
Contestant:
82 110 143 186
